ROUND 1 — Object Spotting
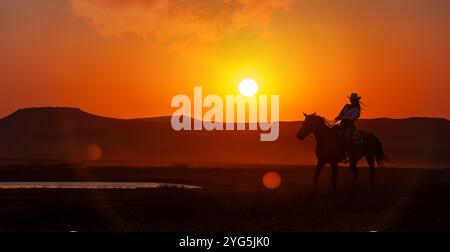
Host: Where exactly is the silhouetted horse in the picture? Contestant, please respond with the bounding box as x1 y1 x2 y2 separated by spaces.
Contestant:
297 113 387 195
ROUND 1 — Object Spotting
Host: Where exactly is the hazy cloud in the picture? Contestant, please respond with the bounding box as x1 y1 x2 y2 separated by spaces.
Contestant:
69 0 293 45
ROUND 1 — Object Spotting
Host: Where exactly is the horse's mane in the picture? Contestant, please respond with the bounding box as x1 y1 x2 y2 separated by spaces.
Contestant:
310 114 332 128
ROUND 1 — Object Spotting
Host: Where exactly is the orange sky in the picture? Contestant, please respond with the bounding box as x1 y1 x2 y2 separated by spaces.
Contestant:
0 0 449 120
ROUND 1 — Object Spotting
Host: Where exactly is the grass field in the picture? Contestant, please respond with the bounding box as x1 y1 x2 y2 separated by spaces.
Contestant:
0 165 448 231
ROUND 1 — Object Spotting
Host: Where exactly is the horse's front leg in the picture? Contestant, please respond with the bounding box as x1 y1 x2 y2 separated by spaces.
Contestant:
314 161 324 188
331 162 339 196
350 160 358 192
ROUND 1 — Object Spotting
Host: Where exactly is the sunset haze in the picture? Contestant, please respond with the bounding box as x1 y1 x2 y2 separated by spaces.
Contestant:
1 0 449 120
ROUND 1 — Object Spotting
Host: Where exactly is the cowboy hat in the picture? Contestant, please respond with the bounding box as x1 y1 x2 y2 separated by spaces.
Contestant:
348 93 361 100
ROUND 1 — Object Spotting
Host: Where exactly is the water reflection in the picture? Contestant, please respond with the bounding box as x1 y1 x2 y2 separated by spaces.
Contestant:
0 181 202 190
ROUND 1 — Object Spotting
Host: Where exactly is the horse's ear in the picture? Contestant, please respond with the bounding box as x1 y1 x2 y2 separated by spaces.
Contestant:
303 112 308 118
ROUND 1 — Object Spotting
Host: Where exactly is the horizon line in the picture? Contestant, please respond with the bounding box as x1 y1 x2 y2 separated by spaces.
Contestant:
2 106 449 122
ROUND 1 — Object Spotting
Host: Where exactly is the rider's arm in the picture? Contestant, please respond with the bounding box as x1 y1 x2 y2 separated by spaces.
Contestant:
335 105 349 121
347 108 360 121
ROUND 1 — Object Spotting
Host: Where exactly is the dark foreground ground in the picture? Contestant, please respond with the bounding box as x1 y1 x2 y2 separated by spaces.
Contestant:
0 165 449 232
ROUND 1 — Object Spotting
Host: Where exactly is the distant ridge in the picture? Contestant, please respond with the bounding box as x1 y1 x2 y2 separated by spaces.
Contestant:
0 107 448 168
3 107 119 121
2 107 448 124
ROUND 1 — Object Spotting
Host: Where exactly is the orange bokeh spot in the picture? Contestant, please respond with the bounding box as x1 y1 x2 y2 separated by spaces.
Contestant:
85 144 102 161
263 171 281 190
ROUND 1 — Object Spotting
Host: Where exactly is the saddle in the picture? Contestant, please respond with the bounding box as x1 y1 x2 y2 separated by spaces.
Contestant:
331 125 364 147
331 125 363 162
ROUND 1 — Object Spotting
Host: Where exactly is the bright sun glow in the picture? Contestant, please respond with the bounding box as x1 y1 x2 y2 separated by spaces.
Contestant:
239 79 259 97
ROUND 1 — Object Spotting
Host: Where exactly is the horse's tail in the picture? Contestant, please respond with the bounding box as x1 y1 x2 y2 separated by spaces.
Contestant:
371 134 389 168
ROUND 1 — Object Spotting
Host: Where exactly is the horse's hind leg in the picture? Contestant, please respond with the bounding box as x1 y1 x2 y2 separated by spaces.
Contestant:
366 155 376 191
350 161 358 192
331 163 339 196
314 161 324 188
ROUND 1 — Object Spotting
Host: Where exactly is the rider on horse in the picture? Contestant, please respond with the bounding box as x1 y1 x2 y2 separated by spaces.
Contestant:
334 93 362 162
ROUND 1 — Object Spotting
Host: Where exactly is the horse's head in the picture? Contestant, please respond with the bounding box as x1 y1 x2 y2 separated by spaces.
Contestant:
297 112 328 140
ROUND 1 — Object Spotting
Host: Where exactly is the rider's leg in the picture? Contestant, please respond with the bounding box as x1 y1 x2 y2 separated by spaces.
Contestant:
344 125 356 161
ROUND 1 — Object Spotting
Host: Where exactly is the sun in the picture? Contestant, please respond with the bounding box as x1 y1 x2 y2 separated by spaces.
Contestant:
239 79 259 97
